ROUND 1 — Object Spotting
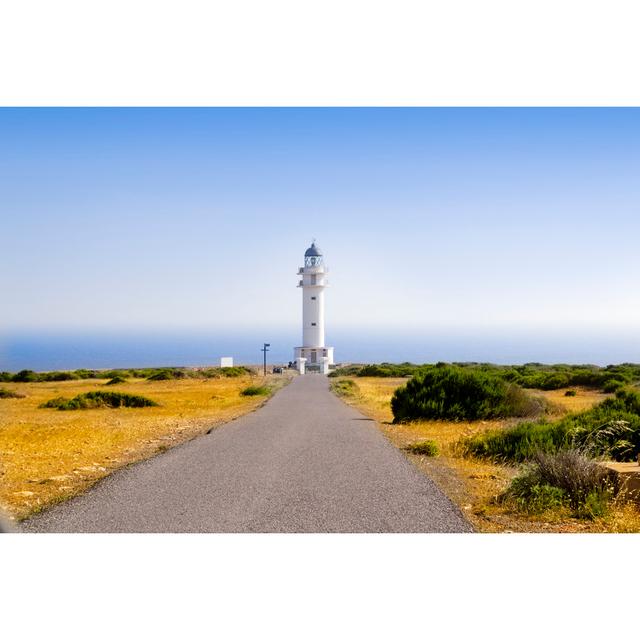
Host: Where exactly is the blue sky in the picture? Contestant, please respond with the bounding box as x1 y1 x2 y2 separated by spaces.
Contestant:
2 107 640 338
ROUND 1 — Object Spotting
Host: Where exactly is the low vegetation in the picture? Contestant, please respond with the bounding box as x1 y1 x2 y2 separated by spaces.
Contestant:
105 375 127 385
503 450 615 519
211 366 253 378
0 388 25 399
240 385 271 397
40 391 158 410
404 440 439 456
460 389 640 463
0 365 255 384
391 365 546 422
330 378 360 397
329 361 640 392
330 363 427 378
146 369 188 381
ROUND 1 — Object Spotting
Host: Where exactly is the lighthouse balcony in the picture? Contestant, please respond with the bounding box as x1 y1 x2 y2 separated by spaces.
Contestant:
297 266 329 275
298 280 328 287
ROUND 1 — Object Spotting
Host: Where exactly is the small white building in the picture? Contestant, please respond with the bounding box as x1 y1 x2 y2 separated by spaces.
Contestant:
220 357 234 368
294 242 334 374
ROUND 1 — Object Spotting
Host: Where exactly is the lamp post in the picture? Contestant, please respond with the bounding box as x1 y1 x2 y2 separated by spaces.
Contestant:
261 343 270 376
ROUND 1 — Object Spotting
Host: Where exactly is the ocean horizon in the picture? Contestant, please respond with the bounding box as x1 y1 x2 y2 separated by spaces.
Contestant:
2 328 640 372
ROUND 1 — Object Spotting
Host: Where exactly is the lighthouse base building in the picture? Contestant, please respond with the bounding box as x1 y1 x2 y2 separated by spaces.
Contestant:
294 346 335 375
294 242 334 375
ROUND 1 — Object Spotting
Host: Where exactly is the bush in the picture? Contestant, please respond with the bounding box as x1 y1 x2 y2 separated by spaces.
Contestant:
40 396 70 409
331 379 359 397
0 388 25 399
40 391 158 410
101 370 126 379
404 440 439 456
73 369 99 379
219 366 253 377
503 450 615 519
603 379 625 394
391 366 543 423
461 389 640 463
240 385 271 397
329 363 430 378
460 419 569 463
12 369 37 382
146 369 187 381
504 476 568 514
105 376 127 385
41 371 79 382
564 389 577 397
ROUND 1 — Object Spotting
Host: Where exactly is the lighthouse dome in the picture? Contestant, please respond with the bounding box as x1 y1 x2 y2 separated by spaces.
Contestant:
304 242 322 257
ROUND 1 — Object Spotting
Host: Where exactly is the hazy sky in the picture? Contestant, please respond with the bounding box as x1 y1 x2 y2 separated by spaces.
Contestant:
2 108 639 334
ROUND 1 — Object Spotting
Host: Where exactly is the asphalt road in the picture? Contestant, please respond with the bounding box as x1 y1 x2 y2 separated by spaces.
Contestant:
22 375 473 533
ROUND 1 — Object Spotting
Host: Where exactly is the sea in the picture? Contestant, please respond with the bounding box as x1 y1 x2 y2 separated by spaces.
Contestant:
2 328 640 372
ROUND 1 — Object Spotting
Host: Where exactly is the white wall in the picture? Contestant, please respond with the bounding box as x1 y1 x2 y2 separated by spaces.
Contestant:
302 288 325 347
300 264 327 348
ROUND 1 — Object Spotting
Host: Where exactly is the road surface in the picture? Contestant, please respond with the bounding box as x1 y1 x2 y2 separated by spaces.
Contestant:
22 375 473 533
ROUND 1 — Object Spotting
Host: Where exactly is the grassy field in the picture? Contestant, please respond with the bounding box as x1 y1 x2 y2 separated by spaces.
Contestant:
0 373 290 521
333 376 640 532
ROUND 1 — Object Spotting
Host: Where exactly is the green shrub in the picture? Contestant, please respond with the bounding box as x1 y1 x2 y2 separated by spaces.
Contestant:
503 450 614 519
329 363 432 378
603 379 625 394
564 389 577 397
146 369 187 381
504 476 568 514
460 419 569 463
40 391 158 410
324 362 640 389
391 366 543 423
578 489 611 519
12 369 37 382
40 396 70 409
328 366 361 378
105 376 127 385
240 385 271 397
331 379 359 397
101 370 126 379
461 389 640 463
41 371 79 382
146 370 173 381
404 440 439 456
73 369 99 379
219 366 253 377
0 388 25 399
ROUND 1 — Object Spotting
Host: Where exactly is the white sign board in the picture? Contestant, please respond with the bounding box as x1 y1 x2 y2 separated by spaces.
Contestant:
220 357 234 368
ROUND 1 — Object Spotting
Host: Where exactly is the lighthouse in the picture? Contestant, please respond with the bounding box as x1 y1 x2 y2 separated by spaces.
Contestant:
294 242 334 374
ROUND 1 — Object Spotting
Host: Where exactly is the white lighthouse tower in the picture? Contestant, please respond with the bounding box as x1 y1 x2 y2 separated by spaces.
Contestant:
294 242 334 375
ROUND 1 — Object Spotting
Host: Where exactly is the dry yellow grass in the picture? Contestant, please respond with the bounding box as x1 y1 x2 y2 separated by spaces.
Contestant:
0 374 289 520
336 377 640 532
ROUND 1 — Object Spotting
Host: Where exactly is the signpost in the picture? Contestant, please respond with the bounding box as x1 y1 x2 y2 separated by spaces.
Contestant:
261 343 270 376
